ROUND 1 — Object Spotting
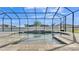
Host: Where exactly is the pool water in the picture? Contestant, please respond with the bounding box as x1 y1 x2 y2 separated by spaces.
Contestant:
19 33 64 44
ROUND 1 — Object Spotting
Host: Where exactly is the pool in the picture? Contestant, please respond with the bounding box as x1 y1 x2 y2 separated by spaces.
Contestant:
19 33 65 44
0 28 65 44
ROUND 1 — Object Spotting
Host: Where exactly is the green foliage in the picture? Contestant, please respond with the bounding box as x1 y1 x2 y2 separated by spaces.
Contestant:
34 21 41 26
24 24 28 27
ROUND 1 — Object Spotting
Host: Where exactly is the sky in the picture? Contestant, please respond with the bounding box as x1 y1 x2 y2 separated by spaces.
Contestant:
0 7 79 27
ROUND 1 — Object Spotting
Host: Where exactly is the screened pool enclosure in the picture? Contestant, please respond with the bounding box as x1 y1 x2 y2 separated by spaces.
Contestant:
0 7 79 45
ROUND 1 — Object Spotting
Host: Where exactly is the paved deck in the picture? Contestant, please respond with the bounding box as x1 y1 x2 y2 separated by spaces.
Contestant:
0 32 79 51
0 32 26 48
52 32 79 51
54 34 73 44
54 43 79 51
74 33 79 42
0 44 64 51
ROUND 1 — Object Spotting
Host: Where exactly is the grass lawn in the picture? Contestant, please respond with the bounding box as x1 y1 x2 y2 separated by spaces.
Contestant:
68 29 79 33
74 29 79 33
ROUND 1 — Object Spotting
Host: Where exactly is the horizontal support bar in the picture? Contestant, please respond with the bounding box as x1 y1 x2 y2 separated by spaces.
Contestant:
0 18 61 19
2 12 61 14
1 12 64 16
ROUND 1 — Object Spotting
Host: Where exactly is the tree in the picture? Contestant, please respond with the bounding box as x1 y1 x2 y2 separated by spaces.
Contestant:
24 24 29 27
34 21 42 32
34 21 41 27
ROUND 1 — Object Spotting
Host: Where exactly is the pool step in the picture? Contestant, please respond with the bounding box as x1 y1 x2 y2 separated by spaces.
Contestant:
54 35 73 44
